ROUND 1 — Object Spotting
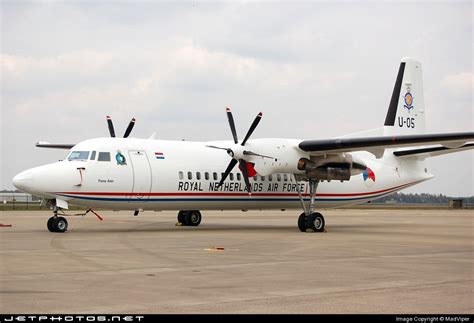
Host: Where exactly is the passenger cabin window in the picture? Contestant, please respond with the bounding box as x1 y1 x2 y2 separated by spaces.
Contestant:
283 174 288 182
268 175 273 181
179 171 184 180
213 172 218 180
68 151 90 161
229 173 234 181
237 173 242 181
196 172 201 180
277 174 282 182
90 151 96 160
205 172 209 180
260 176 265 181
97 152 111 161
188 172 193 180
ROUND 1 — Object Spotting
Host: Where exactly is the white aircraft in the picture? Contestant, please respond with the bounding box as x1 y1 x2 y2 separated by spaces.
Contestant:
12 57 474 233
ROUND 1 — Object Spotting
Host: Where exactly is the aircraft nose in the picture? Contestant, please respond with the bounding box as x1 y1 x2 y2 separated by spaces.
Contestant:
12 171 34 192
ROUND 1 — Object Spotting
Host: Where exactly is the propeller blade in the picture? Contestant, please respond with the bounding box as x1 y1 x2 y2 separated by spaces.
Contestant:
123 118 136 138
243 150 274 159
206 145 229 151
241 112 262 146
106 116 116 137
206 145 234 157
239 159 252 193
226 107 238 144
217 158 238 188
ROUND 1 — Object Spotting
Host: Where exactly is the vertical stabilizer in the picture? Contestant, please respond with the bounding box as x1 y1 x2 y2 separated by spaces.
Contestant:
384 57 426 136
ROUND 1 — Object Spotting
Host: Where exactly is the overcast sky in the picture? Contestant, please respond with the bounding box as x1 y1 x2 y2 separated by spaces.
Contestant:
1 1 473 196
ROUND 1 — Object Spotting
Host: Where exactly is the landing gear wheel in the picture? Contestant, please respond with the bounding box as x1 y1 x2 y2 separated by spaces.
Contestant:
185 211 202 227
177 211 188 225
307 212 325 232
298 213 307 232
47 217 56 232
52 217 68 233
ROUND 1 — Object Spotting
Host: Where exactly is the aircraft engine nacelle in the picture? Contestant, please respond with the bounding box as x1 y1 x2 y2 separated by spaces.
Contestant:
297 153 367 181
244 139 310 176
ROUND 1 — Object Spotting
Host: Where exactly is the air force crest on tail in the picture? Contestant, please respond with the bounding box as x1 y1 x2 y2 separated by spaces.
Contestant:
403 87 414 112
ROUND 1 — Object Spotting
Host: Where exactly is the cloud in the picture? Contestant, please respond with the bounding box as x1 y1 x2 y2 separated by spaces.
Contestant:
442 72 473 97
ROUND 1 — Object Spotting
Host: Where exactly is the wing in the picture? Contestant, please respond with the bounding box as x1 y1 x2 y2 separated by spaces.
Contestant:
36 142 75 149
298 132 474 158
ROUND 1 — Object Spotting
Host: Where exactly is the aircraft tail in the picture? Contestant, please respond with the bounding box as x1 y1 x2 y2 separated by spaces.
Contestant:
383 57 426 136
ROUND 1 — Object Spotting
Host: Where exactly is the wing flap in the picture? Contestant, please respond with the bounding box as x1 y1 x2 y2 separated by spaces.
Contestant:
393 143 474 158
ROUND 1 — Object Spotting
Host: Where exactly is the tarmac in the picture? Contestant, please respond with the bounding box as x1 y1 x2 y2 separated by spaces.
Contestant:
0 208 472 314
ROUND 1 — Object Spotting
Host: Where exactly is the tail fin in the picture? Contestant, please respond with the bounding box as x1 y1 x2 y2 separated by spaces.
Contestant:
384 57 426 136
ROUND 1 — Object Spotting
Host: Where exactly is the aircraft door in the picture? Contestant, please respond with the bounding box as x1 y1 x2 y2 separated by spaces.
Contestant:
128 150 152 199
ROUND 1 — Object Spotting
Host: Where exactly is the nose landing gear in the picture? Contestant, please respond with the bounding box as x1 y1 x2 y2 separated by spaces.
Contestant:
47 207 68 233
45 206 103 233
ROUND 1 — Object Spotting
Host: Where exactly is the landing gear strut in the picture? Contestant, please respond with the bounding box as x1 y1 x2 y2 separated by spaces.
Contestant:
47 206 68 233
296 178 325 233
177 210 202 226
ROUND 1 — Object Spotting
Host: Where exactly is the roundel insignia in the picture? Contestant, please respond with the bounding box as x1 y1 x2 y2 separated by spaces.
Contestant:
115 151 127 165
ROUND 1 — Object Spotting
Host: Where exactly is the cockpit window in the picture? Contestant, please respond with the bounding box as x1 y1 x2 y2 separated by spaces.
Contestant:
98 152 111 161
68 151 90 161
90 151 96 160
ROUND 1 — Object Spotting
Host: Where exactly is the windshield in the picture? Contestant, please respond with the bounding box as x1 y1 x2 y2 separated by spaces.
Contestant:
68 151 90 161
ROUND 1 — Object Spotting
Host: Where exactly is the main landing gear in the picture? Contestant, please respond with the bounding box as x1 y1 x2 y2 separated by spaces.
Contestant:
47 206 68 233
296 179 326 233
177 210 202 226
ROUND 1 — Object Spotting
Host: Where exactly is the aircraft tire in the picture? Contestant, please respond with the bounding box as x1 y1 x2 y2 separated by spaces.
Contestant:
186 210 202 227
53 217 68 233
298 213 307 232
307 212 325 232
177 211 187 225
47 217 56 232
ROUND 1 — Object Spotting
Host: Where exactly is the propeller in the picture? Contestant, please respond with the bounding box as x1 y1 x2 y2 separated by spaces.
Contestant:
207 107 272 193
106 116 116 137
123 118 136 138
106 116 136 138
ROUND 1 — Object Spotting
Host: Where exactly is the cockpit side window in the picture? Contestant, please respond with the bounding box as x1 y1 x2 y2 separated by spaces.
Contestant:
90 151 96 160
98 152 111 161
68 151 90 161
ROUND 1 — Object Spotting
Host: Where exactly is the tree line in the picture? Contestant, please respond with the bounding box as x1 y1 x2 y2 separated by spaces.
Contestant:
374 192 474 204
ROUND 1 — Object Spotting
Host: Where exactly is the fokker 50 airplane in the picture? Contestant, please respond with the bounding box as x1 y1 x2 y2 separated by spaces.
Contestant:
12 58 474 233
